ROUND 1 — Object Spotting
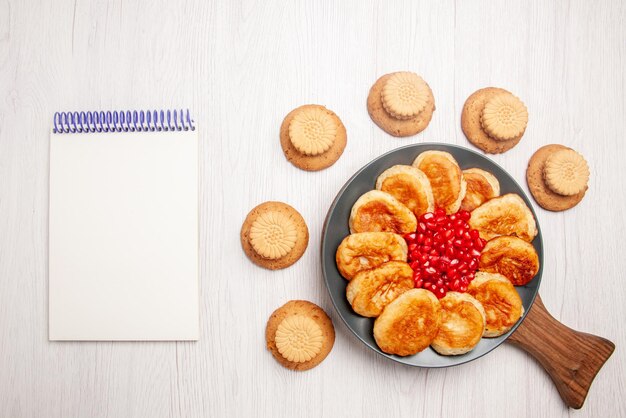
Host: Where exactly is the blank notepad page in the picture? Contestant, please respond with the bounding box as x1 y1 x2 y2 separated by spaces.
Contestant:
49 129 198 340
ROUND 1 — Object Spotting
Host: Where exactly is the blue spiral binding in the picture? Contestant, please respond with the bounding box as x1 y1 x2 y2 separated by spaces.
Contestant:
52 109 195 134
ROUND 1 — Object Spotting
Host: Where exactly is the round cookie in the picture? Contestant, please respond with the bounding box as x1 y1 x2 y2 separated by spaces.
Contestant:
265 300 335 371
526 144 587 211
280 105 347 171
461 87 525 154
367 73 435 137
240 201 309 270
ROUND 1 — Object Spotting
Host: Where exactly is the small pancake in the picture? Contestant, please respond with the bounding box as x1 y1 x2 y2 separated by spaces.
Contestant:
467 272 524 337
346 261 414 317
336 232 408 280
374 288 441 356
468 193 537 242
431 292 486 355
265 300 335 371
526 144 587 211
479 236 539 286
349 190 417 234
413 151 466 214
375 165 435 217
460 168 500 212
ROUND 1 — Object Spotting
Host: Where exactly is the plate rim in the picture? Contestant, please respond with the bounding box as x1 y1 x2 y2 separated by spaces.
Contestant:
321 142 544 368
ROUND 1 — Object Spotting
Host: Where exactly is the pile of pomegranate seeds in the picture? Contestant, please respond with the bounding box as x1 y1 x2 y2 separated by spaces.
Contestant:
403 208 487 299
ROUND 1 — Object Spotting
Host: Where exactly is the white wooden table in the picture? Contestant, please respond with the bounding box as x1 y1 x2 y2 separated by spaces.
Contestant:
1 1 624 416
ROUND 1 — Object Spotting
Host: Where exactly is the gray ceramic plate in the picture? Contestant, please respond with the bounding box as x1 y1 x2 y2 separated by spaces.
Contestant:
321 143 543 368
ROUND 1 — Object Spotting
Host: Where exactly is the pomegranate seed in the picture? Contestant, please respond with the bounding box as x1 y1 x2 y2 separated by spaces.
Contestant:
425 266 437 276
405 209 481 296
421 212 435 222
448 271 460 282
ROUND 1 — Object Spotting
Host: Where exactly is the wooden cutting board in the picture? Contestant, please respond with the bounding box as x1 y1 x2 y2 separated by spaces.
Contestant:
506 294 615 409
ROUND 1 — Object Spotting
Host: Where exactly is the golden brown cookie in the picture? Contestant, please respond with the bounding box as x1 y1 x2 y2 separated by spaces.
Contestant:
265 300 335 371
241 201 309 270
526 144 588 211
461 87 527 154
367 72 435 137
280 104 347 171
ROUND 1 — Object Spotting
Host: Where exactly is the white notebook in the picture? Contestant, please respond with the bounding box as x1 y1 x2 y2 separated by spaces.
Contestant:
49 110 198 341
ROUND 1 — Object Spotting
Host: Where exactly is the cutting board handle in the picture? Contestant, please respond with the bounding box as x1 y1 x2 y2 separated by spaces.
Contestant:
507 294 615 409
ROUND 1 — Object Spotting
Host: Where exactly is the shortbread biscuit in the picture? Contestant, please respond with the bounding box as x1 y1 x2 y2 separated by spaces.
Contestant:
480 93 528 141
241 201 309 270
280 104 347 171
526 144 588 211
461 88 526 154
381 72 430 120
367 72 435 137
543 149 589 196
266 300 335 371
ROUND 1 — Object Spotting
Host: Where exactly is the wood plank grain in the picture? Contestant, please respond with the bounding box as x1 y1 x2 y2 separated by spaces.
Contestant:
0 0 624 417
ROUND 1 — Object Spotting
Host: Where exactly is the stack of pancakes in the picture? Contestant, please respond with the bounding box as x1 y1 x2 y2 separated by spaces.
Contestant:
336 150 540 357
